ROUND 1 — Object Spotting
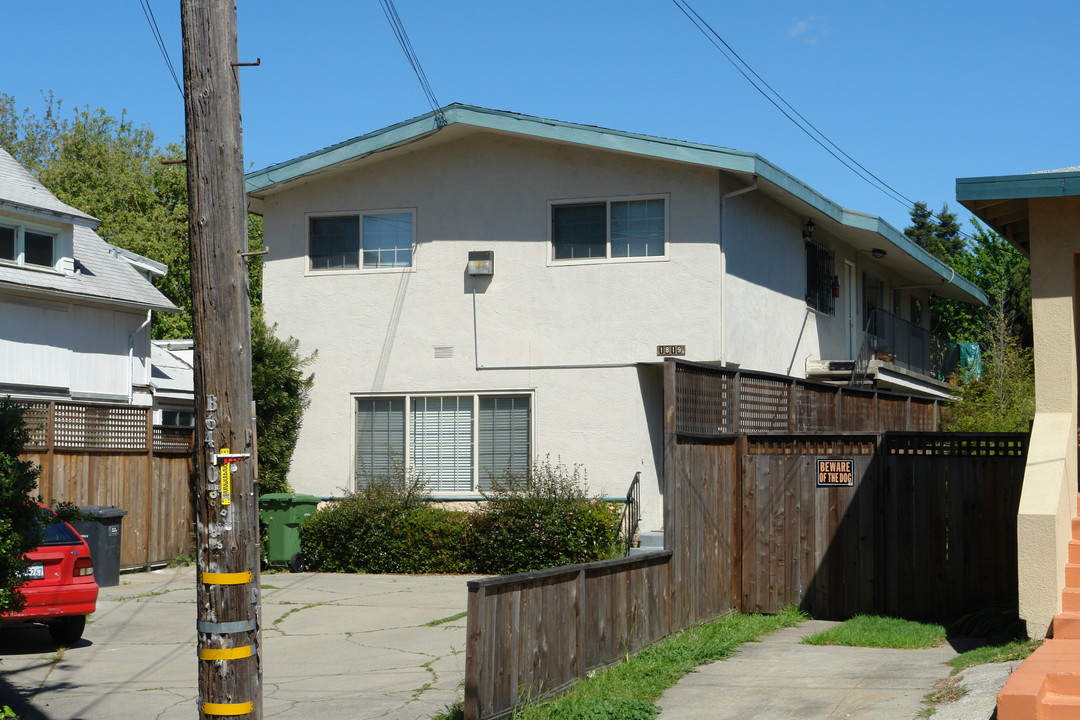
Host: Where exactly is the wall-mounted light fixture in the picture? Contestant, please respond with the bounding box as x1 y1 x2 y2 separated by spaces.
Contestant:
467 250 494 276
803 219 815 240
870 248 887 259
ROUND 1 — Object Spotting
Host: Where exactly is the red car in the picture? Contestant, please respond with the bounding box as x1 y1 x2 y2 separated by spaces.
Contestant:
3 506 99 645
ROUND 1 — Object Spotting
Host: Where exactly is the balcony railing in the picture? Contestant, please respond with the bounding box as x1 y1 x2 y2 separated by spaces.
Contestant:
855 306 945 381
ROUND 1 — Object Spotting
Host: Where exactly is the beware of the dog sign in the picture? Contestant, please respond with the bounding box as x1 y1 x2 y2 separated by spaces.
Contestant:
816 459 854 487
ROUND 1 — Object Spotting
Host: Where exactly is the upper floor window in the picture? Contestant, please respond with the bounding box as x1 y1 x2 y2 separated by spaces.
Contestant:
805 240 834 314
0 223 56 269
309 211 413 271
551 197 666 261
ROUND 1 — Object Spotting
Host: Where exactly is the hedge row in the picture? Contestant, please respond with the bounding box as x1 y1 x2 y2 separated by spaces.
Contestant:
299 468 624 575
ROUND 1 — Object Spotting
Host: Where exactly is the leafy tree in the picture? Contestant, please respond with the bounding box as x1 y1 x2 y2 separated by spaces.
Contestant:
251 308 315 494
2 93 312 488
904 202 1035 432
941 311 1034 432
0 401 44 614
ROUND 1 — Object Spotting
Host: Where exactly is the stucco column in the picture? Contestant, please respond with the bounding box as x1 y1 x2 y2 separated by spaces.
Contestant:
1017 196 1080 637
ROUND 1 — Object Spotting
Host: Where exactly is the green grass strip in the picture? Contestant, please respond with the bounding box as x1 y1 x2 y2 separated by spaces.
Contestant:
801 615 946 649
949 638 1041 675
506 606 807 720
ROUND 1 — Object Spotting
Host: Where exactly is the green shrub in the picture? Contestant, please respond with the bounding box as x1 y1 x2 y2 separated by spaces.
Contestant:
300 476 473 574
472 459 623 575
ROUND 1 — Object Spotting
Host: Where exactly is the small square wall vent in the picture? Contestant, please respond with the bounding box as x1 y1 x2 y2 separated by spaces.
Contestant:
433 345 454 359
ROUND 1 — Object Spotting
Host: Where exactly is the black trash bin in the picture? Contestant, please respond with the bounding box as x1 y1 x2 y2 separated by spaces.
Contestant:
73 506 127 587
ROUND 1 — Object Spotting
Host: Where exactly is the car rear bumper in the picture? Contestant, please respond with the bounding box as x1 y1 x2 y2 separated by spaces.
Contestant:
3 583 99 621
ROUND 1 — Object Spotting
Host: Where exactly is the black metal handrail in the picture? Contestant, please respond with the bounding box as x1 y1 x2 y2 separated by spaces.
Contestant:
852 306 945 381
621 471 641 556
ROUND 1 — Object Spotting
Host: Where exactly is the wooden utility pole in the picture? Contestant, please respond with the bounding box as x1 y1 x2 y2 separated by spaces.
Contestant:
180 1 261 718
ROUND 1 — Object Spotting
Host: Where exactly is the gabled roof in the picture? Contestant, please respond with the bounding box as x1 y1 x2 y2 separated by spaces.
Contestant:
0 147 99 227
247 104 986 305
957 167 1080 256
0 147 177 312
0 225 178 312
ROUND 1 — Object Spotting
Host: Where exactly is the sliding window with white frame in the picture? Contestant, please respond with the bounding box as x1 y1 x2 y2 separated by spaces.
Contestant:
355 393 531 493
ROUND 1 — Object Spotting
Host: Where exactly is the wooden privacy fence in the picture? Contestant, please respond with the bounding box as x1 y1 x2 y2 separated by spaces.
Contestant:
16 401 195 569
462 359 1026 719
666 359 1027 621
465 551 672 720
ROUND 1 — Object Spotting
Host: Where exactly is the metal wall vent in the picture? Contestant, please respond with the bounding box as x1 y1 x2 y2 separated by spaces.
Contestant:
433 345 454 359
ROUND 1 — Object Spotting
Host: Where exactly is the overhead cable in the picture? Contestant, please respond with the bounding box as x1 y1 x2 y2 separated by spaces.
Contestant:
380 0 445 126
138 0 184 98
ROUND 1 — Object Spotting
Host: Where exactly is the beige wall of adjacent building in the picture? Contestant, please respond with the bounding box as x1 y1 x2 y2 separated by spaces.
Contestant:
1017 196 1080 637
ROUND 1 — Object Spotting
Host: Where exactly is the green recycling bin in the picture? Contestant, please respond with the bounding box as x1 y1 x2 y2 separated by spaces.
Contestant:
259 493 319 572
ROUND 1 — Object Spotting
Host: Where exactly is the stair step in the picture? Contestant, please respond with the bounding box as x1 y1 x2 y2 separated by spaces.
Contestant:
1071 541 1080 565
635 531 665 549
1067 565 1080 588
1048 671 1080 696
1042 692 1080 720
1064 588 1080 613
1054 614 1080 640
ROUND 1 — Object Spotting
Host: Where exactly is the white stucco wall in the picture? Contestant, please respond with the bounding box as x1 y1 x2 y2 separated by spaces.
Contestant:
260 130 937 531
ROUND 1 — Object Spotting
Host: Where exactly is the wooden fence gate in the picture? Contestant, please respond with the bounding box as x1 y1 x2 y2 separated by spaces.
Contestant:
665 360 1027 621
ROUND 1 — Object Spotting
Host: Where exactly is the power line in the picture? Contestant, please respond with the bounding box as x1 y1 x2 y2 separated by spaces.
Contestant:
672 0 974 243
138 0 183 98
380 0 445 125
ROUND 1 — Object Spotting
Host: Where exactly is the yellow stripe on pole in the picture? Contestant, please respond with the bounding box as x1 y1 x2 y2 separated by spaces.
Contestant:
201 571 253 585
199 645 253 661
202 701 254 716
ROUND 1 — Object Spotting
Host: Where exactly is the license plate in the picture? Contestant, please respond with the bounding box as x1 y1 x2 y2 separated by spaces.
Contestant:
21 563 45 580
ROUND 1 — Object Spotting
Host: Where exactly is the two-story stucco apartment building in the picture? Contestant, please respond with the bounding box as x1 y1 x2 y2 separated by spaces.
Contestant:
246 105 985 531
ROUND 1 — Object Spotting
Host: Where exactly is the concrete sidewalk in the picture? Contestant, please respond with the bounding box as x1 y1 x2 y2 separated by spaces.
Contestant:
656 620 1017 720
0 566 475 720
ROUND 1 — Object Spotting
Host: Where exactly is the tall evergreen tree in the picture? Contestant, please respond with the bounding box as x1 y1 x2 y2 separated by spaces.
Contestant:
904 201 965 262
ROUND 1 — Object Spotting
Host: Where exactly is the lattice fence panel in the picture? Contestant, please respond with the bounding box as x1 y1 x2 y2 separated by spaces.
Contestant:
674 365 734 435
154 426 195 454
16 402 50 450
54 403 148 451
884 433 1028 456
793 384 836 432
738 376 788 432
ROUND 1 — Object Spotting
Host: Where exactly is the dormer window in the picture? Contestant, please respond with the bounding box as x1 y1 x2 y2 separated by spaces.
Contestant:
0 223 56 269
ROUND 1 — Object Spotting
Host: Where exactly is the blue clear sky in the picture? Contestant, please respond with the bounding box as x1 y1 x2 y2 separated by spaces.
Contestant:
3 1 1076 234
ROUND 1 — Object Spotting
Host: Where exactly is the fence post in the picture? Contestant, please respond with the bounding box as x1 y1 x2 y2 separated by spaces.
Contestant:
144 407 154 569
576 566 586 679
463 585 482 720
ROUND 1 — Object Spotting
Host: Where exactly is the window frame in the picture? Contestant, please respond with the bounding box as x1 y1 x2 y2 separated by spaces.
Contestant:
0 221 58 271
804 239 835 315
548 194 669 265
305 208 416 275
353 391 533 495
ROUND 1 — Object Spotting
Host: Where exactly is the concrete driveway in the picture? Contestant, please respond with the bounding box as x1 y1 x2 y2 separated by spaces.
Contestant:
0 566 476 720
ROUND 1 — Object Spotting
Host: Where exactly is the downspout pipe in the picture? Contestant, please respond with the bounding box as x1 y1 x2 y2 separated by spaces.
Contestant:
128 309 152 404
718 176 759 365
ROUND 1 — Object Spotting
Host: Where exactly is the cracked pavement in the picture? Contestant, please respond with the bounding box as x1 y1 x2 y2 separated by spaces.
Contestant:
0 566 476 720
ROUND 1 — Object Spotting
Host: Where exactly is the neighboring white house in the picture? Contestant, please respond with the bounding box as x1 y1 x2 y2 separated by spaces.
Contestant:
246 105 986 531
0 147 178 409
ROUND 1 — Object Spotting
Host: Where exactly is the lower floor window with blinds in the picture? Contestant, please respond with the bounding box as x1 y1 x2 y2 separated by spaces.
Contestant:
355 394 530 493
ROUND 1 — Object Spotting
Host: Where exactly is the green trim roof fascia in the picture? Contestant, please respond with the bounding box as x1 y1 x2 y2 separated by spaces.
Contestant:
957 170 1080 202
841 209 986 304
245 104 985 304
